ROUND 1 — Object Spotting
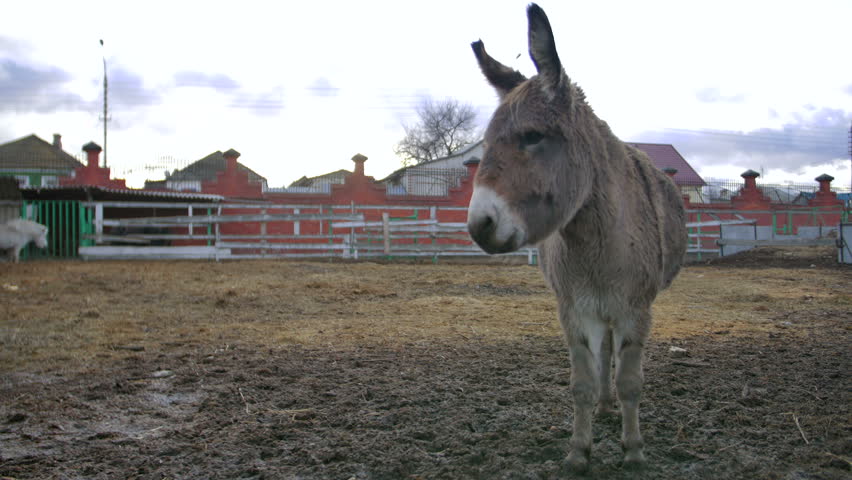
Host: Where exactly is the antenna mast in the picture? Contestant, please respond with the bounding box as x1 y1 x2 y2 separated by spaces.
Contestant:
100 39 109 168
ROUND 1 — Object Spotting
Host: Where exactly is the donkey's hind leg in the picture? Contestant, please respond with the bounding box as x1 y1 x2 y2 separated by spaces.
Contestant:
613 326 648 469
596 326 616 416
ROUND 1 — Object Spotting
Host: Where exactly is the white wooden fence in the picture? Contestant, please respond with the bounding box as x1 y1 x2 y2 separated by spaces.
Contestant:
686 209 844 258
77 202 538 263
74 202 845 262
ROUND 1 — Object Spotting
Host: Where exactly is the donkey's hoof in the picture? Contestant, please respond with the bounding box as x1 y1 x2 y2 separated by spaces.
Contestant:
622 449 646 470
565 449 590 474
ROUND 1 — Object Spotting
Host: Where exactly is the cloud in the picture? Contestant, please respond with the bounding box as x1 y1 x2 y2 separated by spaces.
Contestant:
845 84 852 96
173 71 240 90
695 87 745 103
0 59 92 113
637 107 851 173
108 66 163 108
0 36 28 56
307 77 340 97
172 71 283 115
229 89 286 116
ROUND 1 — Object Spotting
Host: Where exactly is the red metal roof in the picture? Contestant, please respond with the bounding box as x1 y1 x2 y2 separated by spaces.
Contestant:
627 143 705 186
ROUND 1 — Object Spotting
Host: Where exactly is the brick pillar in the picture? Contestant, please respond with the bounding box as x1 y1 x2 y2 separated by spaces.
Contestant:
223 148 240 172
461 157 481 204
463 156 480 178
816 173 833 194
741 169 759 191
83 141 102 168
809 173 842 207
732 169 770 210
352 153 367 177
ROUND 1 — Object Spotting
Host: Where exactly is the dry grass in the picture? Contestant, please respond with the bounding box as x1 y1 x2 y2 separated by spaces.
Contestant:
1 256 849 373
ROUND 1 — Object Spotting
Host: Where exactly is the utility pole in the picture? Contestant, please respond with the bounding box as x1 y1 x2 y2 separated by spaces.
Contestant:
99 39 109 168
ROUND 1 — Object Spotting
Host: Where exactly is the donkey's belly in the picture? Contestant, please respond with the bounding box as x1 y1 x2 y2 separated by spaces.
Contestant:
539 239 657 317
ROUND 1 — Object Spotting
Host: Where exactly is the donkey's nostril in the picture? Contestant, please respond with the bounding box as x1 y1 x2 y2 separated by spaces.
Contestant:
481 215 495 233
473 215 496 238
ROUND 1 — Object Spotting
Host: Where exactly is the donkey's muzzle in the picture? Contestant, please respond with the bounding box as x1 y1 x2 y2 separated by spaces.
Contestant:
467 186 527 254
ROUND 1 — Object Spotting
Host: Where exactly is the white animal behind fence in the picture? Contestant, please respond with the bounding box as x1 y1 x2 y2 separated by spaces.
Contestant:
0 219 48 262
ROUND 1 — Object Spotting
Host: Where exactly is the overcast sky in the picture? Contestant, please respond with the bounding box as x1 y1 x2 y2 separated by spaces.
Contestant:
1 0 850 189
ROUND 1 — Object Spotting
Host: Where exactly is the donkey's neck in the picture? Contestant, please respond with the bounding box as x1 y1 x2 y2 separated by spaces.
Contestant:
558 125 623 246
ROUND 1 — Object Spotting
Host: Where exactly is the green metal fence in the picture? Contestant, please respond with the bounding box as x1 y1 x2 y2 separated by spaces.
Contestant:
19 200 92 260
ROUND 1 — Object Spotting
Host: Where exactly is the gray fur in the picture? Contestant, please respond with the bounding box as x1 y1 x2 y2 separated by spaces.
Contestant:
467 3 687 471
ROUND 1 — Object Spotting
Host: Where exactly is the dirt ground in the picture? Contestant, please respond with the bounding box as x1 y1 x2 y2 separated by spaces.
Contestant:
0 246 849 479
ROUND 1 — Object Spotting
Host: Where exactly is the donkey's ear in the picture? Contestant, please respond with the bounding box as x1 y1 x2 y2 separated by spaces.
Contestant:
472 40 527 99
527 3 565 94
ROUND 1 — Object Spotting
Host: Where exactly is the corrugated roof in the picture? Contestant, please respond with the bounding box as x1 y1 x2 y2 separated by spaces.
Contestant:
0 134 84 171
21 185 223 202
288 169 351 188
627 143 706 186
379 139 483 184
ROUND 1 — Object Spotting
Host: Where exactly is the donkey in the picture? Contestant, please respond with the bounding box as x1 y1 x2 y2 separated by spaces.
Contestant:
0 219 48 263
467 4 687 471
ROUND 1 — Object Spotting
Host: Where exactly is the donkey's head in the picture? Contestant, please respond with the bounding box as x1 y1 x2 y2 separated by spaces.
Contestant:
467 4 595 253
34 226 48 249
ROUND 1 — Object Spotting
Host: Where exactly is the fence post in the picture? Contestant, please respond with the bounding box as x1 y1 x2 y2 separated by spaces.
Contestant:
382 212 390 255
430 206 438 264
95 203 103 244
261 207 267 257
206 207 212 246
350 201 356 258
214 205 222 261
696 212 702 261
188 205 194 239
294 208 300 236
63 201 70 257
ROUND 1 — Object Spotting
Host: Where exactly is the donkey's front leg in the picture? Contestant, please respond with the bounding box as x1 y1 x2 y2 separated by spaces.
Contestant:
614 332 647 469
564 320 606 473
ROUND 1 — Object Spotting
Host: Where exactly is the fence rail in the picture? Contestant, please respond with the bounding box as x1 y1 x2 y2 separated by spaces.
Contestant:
74 201 537 263
685 208 844 259
7 200 846 263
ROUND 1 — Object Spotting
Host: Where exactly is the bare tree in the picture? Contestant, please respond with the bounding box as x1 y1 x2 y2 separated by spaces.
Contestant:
395 97 478 166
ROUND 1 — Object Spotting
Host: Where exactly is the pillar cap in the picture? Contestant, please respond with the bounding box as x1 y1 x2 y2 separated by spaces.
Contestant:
82 141 102 153
815 173 834 182
741 169 760 178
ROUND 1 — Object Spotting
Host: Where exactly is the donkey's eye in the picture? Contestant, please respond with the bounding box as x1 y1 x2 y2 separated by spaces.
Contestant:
519 131 545 150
